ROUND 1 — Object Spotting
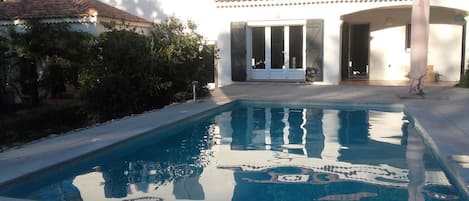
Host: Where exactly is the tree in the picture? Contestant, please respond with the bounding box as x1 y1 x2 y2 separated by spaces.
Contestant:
150 16 212 102
6 21 93 105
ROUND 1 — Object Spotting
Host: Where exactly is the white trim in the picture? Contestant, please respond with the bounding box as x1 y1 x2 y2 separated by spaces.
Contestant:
284 25 290 71
265 26 272 71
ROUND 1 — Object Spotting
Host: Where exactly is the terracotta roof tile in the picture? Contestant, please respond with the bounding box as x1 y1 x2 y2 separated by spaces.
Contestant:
0 0 151 24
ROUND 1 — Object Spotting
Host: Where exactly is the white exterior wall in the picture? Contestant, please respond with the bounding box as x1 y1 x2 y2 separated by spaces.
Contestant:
428 24 463 81
370 26 409 81
369 24 463 81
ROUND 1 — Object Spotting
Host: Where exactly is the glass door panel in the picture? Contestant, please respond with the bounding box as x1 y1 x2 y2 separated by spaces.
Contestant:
271 27 284 69
251 27 266 69
289 26 303 69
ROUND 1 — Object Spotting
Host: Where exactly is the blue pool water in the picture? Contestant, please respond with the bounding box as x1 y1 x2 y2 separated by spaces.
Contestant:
0 102 463 201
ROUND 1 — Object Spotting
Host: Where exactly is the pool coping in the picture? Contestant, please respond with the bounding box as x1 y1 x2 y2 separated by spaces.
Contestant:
0 93 468 200
405 105 469 200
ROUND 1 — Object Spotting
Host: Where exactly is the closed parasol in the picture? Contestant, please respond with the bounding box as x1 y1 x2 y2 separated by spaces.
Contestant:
409 0 430 95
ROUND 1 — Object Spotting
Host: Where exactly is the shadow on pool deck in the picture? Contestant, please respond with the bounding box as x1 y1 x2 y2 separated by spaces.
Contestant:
0 82 468 199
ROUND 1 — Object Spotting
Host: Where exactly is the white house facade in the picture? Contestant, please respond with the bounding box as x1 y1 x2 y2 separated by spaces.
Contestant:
212 0 469 86
97 0 468 86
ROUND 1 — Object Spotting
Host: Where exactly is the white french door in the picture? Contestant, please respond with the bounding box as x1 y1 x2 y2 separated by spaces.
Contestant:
248 22 306 80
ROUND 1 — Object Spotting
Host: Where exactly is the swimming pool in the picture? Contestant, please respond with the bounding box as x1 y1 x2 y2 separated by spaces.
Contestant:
0 101 463 201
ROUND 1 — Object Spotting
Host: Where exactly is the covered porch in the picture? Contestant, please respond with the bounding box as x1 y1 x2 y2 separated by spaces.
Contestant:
340 5 467 83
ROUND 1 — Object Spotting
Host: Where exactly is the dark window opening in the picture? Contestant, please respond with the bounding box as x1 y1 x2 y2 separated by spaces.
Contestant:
251 27 266 69
289 26 303 69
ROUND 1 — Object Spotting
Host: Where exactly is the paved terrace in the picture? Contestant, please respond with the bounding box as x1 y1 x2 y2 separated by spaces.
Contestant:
0 83 468 200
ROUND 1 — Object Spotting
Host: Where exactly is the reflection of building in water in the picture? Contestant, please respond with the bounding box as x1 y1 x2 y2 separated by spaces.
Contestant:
215 106 452 196
338 110 369 145
303 108 324 158
225 106 408 164
231 107 249 150
322 110 341 160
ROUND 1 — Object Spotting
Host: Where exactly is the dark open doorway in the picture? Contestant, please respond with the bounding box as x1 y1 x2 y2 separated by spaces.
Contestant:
342 24 370 80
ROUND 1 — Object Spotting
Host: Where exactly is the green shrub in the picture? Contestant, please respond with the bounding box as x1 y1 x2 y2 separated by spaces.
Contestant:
459 69 469 88
80 17 215 121
79 30 171 121
0 35 8 104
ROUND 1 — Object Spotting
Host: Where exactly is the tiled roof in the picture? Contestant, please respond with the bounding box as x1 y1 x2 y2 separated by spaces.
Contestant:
0 0 151 24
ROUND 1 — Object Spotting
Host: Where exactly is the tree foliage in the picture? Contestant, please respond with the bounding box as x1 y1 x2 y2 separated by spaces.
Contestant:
5 21 93 104
150 16 213 102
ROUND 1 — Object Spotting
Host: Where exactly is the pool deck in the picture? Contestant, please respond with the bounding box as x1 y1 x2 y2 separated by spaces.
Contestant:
0 83 468 199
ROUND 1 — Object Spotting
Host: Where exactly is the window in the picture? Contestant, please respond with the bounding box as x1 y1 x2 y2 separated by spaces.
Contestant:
405 24 411 50
251 27 265 69
289 26 303 69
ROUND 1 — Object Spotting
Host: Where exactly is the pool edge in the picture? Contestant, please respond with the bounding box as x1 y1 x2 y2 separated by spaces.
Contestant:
404 108 469 200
